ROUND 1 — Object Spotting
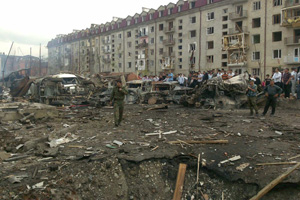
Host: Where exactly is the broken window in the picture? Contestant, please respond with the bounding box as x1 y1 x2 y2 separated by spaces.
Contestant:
273 49 282 59
190 1 196 9
252 51 260 61
273 31 282 42
190 30 196 38
273 14 281 24
151 49 154 55
222 62 227 67
207 12 214 21
207 0 213 4
252 34 260 44
119 63 122 68
151 38 154 44
222 54 228 59
178 5 183 12
273 0 282 6
127 31 131 38
223 24 228 29
159 36 164 42
151 26 154 32
222 16 228 21
207 55 214 63
178 58 182 62
252 18 261 28
223 8 228 14
253 1 261 10
178 39 182 43
179 25 183 30
207 41 214 49
252 68 260 76
207 27 214 35
159 10 164 17
178 45 182 50
222 31 228 36
159 48 163 55
159 24 164 31
191 16 196 23
179 33 183 37
128 62 132 68
168 8 173 15
190 43 196 51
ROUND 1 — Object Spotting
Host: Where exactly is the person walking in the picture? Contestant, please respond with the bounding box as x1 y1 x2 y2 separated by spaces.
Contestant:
110 80 128 127
247 80 259 116
291 68 297 97
262 79 282 116
282 68 292 98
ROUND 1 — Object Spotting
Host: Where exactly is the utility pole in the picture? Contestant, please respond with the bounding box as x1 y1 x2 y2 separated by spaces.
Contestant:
2 42 14 86
39 43 42 76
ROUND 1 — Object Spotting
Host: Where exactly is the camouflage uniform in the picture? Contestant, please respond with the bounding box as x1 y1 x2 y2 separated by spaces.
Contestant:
110 86 128 126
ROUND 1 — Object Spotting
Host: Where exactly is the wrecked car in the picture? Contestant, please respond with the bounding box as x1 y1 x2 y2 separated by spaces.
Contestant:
180 72 252 109
125 80 152 104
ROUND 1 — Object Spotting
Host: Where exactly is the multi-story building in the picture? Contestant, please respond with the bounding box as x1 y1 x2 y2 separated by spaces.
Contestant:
47 0 300 78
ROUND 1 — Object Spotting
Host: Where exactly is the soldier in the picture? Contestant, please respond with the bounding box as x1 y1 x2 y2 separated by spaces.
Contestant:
247 79 259 116
110 80 128 127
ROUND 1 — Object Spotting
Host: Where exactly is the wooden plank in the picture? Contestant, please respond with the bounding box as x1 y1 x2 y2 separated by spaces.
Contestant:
250 162 300 200
256 162 297 166
173 163 187 200
288 154 300 160
169 140 228 145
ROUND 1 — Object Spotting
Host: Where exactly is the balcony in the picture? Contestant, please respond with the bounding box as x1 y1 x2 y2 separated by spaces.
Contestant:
102 58 111 64
138 32 148 37
229 10 248 20
284 56 300 64
102 39 111 44
163 52 175 57
284 36 300 45
163 39 175 46
103 49 111 54
164 27 176 34
228 26 249 35
285 0 300 8
282 14 300 28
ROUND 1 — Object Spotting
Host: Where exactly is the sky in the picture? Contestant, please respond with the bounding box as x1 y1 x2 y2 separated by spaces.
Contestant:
0 0 178 58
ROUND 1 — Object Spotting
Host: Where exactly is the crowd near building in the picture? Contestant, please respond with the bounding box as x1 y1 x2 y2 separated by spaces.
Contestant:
47 0 300 78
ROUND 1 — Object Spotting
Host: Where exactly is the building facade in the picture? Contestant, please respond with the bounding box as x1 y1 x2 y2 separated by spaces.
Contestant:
47 0 300 78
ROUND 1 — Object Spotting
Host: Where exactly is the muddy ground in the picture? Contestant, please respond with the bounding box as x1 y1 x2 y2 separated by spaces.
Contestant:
0 99 300 200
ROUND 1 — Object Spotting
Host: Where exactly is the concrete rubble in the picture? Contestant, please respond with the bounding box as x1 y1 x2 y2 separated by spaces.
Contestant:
0 73 300 200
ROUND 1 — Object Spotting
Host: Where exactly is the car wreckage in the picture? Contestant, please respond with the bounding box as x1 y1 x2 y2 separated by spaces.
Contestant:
180 72 257 109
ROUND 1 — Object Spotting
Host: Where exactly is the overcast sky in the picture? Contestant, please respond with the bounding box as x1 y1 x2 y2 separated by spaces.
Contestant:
0 0 178 58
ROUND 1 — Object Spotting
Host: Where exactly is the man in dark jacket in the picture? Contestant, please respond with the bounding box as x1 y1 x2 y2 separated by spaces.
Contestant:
110 80 128 127
262 79 282 116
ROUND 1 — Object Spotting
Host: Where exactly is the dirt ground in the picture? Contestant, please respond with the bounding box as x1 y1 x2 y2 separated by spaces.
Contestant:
0 99 300 200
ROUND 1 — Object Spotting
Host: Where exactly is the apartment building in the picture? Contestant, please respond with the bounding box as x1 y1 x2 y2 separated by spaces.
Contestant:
47 0 300 78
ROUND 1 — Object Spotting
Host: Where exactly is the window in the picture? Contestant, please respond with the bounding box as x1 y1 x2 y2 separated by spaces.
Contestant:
159 48 163 55
190 1 196 9
127 21 131 26
151 49 154 55
159 24 164 31
273 14 281 24
253 1 261 10
207 41 214 49
150 13 154 20
128 52 131 57
207 27 214 34
207 55 214 63
119 63 122 68
179 39 182 43
222 54 227 59
190 43 196 51
179 25 183 30
151 26 154 32
178 5 183 12
223 8 228 14
168 8 173 15
191 16 196 23
178 45 182 50
252 68 260 76
179 19 183 24
207 12 215 21
222 31 228 36
222 24 228 29
178 58 182 62
159 36 164 42
207 0 213 4
179 33 183 37
118 34 122 38
179 52 182 56
273 49 282 59
252 34 260 44
128 62 132 68
273 0 282 6
222 16 228 21
252 51 260 61
151 38 154 44
252 18 261 28
127 31 131 38
222 62 227 67
127 42 132 48
190 30 196 38
273 31 282 42
159 10 164 17
179 65 182 69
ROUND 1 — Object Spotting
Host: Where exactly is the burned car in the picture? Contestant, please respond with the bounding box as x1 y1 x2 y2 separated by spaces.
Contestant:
125 80 152 104
180 72 251 109
27 73 95 105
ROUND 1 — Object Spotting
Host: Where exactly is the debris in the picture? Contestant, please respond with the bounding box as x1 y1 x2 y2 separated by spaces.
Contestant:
288 154 300 160
48 133 78 148
55 124 78 135
68 145 85 149
173 163 187 200
176 139 193 147
150 146 159 151
146 103 168 111
242 120 251 123
16 144 24 150
256 162 298 166
275 131 283 135
19 113 35 124
250 163 300 200
32 181 45 189
0 151 11 161
4 155 30 162
7 174 29 184
113 140 123 146
168 140 229 145
236 163 250 171
106 144 117 149
220 155 241 165
237 133 242 137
